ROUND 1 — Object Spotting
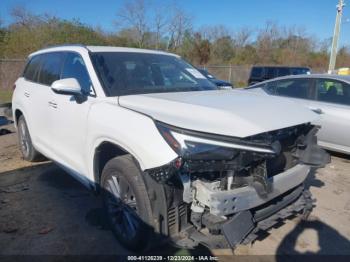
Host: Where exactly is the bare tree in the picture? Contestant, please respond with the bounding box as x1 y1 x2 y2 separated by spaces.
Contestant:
10 5 41 27
167 5 192 51
199 25 231 42
116 0 149 48
319 37 332 53
153 5 169 49
233 27 253 48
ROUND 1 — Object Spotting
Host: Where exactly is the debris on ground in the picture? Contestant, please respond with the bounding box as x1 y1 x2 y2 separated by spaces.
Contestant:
38 226 55 235
1 199 10 204
2 223 19 234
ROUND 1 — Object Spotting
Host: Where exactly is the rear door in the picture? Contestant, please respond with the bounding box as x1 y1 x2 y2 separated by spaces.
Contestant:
19 53 64 152
33 52 65 153
19 55 42 138
307 78 350 153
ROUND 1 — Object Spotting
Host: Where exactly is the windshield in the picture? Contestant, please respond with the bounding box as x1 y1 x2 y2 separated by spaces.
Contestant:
90 52 217 96
198 69 216 79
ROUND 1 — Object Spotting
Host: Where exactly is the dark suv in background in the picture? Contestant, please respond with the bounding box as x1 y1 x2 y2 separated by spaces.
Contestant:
198 68 233 89
248 66 311 85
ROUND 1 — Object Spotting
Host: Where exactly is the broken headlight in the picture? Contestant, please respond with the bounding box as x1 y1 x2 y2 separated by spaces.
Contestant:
156 122 277 161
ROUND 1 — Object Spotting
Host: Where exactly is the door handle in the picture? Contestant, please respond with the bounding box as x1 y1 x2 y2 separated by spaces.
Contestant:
309 107 323 114
24 92 30 98
48 101 57 108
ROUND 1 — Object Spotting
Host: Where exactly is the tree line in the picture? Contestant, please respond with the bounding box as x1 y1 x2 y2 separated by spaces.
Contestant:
0 0 349 70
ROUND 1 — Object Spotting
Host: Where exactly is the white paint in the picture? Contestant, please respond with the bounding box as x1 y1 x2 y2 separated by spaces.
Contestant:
13 45 317 189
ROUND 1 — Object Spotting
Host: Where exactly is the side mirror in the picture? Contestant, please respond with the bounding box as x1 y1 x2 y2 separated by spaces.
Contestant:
51 78 82 95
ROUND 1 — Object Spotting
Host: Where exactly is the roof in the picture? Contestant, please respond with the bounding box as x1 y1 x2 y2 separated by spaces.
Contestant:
86 46 179 57
29 44 179 57
249 74 350 87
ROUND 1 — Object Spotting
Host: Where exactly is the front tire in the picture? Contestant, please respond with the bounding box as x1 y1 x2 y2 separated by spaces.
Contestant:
17 115 42 162
101 155 154 251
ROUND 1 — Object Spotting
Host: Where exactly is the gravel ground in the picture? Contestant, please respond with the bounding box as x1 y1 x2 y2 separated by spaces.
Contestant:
1 125 350 259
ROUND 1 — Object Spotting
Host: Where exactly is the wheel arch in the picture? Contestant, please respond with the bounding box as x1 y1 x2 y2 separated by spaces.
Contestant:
93 140 139 190
14 108 24 126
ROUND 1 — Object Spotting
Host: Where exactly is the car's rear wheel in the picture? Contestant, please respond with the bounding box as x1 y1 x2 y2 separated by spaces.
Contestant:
101 155 154 251
17 115 42 162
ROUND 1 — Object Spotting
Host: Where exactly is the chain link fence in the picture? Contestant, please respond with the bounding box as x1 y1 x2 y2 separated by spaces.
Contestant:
202 65 252 87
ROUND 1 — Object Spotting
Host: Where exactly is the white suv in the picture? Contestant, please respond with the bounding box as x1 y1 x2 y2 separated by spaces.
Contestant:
12 45 329 250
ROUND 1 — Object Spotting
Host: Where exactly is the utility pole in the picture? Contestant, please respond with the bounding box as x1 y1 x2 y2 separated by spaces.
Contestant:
328 0 346 73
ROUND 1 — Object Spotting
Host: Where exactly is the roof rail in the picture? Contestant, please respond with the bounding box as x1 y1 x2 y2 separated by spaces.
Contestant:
39 43 89 51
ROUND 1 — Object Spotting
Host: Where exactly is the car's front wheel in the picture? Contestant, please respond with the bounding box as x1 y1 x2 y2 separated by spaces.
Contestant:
17 115 42 162
101 155 154 251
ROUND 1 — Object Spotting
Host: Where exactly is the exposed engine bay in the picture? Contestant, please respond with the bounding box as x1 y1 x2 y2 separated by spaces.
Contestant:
144 122 330 249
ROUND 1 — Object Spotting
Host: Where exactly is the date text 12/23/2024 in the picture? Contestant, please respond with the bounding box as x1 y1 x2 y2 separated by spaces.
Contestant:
127 256 219 261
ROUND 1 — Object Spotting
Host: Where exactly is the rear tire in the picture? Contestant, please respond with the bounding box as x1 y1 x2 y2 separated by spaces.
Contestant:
101 155 154 251
17 115 42 162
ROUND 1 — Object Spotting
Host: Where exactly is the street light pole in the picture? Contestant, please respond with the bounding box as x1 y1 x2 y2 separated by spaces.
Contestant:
328 0 346 73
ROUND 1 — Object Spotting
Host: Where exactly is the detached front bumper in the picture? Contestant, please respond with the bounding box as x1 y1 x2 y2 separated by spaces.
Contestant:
182 185 314 249
145 123 329 250
193 164 310 217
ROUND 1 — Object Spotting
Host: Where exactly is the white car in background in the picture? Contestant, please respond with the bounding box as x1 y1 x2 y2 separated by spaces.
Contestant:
247 74 350 154
12 45 329 251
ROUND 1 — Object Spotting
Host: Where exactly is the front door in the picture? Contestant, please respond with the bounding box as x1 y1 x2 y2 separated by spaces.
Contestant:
48 52 95 176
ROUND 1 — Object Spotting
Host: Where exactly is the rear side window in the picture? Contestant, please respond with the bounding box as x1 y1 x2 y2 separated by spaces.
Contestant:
291 67 310 75
277 67 290 77
316 79 350 105
266 79 311 99
61 52 91 94
265 68 276 79
38 53 64 86
251 67 262 78
23 55 42 82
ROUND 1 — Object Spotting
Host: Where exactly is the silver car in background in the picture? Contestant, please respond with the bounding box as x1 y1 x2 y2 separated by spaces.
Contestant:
246 74 350 154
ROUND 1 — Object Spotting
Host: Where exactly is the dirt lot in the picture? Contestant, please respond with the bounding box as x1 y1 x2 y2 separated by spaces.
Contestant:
1 123 350 259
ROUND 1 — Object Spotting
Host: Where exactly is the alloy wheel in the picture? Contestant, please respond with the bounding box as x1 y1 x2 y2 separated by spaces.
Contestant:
18 120 30 158
105 175 140 240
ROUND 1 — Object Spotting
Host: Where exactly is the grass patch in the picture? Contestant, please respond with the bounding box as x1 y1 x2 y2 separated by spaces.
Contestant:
0 89 13 103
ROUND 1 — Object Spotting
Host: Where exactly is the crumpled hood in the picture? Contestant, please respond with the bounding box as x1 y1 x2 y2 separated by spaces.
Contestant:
118 90 318 138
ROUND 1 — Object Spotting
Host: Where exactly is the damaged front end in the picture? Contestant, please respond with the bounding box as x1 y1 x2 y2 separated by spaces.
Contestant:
143 122 330 249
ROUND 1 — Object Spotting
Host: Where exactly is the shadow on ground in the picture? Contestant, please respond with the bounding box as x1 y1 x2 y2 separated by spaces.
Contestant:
0 163 213 256
276 220 350 257
275 151 350 258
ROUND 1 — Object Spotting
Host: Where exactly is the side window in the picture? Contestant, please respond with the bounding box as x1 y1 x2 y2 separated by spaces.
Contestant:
38 53 64 86
277 67 290 77
267 79 311 99
251 67 262 78
61 53 92 94
265 68 276 79
23 55 42 82
291 68 311 75
316 79 350 105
